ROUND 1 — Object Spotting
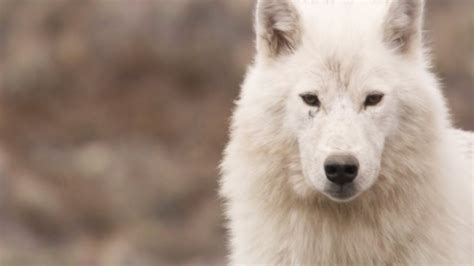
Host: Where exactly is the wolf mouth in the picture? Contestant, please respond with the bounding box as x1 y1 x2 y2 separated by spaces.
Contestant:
324 183 358 202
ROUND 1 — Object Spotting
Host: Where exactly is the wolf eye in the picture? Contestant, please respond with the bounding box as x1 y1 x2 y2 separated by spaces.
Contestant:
364 93 384 107
300 94 320 107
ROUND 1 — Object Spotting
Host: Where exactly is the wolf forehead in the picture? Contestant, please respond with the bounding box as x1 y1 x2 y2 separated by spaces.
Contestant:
304 54 387 91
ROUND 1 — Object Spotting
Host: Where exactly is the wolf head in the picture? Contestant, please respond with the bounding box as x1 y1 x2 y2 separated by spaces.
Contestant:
230 0 447 203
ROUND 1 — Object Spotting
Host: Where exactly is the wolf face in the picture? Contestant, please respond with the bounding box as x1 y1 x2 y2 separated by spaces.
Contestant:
287 63 397 202
249 0 426 202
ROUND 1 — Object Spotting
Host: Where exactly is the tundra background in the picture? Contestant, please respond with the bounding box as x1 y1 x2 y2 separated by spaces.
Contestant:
0 0 471 265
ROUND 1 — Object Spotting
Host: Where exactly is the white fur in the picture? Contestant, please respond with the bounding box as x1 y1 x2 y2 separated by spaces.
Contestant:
220 0 474 264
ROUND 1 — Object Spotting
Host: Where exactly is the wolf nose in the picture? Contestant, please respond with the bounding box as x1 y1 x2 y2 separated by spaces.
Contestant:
324 154 359 185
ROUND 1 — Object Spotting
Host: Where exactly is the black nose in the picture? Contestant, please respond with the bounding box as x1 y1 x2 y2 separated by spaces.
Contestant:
324 154 359 185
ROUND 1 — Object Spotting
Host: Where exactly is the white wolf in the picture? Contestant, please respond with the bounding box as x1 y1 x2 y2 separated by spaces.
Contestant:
220 0 474 264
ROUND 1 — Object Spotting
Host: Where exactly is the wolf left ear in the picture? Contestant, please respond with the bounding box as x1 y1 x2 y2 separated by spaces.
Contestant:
383 0 424 57
255 0 301 59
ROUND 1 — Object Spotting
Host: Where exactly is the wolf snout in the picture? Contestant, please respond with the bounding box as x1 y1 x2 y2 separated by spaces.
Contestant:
324 154 359 185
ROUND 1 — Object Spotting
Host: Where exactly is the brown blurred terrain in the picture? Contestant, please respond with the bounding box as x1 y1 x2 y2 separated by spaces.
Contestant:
0 1 472 265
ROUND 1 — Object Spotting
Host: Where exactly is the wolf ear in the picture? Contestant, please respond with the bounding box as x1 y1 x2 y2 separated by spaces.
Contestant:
255 0 301 58
383 0 424 57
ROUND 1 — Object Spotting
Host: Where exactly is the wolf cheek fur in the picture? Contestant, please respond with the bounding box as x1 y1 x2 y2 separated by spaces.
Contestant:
220 0 474 265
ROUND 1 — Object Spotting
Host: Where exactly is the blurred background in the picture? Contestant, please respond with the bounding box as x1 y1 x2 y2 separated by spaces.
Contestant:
0 0 471 265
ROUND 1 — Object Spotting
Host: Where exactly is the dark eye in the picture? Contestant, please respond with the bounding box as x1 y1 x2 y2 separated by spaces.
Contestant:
300 94 320 107
364 93 384 107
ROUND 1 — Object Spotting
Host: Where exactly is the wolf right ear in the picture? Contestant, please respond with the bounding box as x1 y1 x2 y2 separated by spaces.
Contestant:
255 0 301 59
